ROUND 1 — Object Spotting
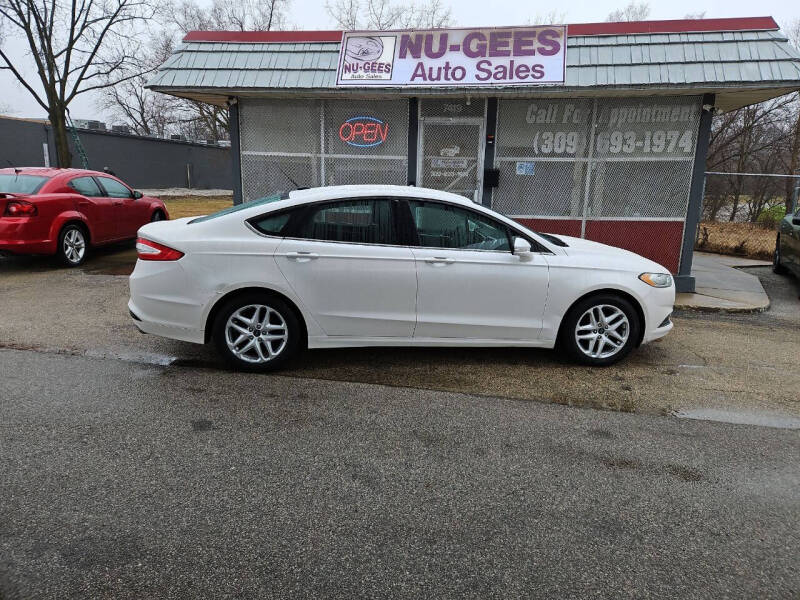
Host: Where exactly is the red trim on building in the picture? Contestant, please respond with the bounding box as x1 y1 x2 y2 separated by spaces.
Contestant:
182 30 344 43
584 220 685 273
183 16 779 43
513 218 684 273
515 218 583 239
566 16 778 37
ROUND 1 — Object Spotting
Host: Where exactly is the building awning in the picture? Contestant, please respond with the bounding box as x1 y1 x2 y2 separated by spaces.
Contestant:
148 17 800 112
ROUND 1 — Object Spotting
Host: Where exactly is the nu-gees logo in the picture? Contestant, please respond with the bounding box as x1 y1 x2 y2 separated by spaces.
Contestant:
338 116 389 148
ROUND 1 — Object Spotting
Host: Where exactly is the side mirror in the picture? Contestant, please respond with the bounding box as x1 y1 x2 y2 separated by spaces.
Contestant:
513 237 533 262
133 190 143 199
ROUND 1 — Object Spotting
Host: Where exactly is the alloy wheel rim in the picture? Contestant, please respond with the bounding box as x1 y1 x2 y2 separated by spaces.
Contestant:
575 304 630 359
225 304 288 363
63 229 86 263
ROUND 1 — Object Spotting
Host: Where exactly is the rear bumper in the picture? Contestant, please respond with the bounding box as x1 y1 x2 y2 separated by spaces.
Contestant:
128 259 206 344
0 219 55 255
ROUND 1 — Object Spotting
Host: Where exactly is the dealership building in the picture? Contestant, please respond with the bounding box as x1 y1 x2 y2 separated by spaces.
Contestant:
149 17 800 291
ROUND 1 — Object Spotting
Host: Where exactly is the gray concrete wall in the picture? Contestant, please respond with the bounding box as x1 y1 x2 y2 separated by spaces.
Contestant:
0 116 232 189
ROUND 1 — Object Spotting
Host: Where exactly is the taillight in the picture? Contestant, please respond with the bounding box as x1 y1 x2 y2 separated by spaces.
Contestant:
3 200 37 217
136 237 184 261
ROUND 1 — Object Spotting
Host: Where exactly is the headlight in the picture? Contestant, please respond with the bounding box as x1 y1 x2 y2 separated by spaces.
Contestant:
639 273 673 288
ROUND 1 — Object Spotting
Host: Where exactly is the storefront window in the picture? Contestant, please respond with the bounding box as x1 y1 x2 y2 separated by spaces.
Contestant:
239 98 409 201
493 96 701 220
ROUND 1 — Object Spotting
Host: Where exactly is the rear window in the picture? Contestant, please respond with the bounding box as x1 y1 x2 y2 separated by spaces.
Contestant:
189 193 289 224
0 174 49 195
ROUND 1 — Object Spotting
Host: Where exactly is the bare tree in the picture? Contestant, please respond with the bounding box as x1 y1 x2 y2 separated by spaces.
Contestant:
527 10 567 26
0 0 154 166
99 32 177 136
705 97 795 222
606 1 650 22
326 0 452 30
100 0 289 142
780 19 800 212
684 12 706 19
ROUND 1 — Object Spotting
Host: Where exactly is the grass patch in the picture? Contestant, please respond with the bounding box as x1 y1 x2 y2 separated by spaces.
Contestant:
162 195 233 220
695 222 776 260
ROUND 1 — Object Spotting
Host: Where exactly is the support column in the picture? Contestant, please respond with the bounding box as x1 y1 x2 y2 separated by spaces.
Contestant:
407 98 419 186
675 93 715 293
228 98 243 206
481 97 498 207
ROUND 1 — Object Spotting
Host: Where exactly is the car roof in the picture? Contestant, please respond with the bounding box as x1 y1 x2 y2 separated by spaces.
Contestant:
286 185 476 206
0 167 112 179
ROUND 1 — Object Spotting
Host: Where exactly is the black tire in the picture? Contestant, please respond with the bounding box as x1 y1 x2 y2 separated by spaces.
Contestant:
559 294 641 366
212 292 302 372
773 235 787 275
56 223 88 267
151 210 166 222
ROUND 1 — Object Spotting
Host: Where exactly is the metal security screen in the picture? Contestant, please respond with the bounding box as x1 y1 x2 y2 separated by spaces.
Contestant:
493 96 702 224
418 99 486 202
239 98 409 201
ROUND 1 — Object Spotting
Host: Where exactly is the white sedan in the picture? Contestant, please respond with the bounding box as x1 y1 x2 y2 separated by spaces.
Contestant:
129 185 674 371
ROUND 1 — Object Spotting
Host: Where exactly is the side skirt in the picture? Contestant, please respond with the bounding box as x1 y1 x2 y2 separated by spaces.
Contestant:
307 336 556 349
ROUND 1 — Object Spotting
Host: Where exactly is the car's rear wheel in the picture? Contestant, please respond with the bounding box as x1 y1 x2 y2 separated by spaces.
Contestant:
57 223 88 267
560 294 641 366
212 293 301 372
773 234 787 274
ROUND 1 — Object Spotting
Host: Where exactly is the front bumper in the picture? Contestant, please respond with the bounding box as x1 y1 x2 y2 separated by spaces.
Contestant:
640 284 676 344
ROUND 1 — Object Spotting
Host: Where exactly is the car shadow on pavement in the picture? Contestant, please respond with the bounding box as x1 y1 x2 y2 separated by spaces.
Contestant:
0 241 137 275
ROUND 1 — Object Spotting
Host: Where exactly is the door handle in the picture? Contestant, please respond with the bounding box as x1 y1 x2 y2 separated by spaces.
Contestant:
424 256 455 265
286 251 319 262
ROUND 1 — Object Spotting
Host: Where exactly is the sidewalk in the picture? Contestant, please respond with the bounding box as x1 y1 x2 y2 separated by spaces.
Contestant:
675 252 771 312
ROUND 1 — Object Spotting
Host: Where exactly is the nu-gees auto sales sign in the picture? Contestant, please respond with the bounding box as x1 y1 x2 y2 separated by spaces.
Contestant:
336 26 566 87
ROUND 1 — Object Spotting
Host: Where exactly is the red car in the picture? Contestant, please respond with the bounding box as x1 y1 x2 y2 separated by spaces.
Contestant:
0 167 168 266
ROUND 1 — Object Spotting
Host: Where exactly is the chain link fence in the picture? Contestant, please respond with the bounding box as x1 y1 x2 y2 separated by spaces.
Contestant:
695 173 800 260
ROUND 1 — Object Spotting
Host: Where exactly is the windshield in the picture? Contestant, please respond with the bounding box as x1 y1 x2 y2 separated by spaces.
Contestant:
0 174 49 195
189 192 289 224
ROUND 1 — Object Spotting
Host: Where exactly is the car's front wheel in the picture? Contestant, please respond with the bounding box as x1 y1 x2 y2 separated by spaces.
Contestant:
773 234 787 274
212 293 302 372
560 294 641 366
57 223 88 267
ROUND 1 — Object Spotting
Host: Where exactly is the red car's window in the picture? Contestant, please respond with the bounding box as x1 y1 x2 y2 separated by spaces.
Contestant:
97 176 133 199
68 177 103 197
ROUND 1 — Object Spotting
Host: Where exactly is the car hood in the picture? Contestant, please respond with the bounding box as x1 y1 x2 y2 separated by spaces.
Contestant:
548 234 670 273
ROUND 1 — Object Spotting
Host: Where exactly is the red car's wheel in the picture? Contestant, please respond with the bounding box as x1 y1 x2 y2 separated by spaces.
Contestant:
57 224 88 267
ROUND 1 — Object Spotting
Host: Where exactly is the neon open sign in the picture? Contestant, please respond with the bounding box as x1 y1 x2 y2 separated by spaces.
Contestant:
338 116 389 148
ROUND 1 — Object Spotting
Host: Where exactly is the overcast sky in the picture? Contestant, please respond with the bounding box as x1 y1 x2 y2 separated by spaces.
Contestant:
0 0 797 122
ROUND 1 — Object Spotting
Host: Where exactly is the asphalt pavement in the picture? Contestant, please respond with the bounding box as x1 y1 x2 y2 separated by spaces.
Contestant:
1 250 799 419
1 348 798 599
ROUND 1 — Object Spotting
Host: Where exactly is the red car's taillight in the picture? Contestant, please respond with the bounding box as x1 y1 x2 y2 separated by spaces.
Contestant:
3 200 38 217
136 237 184 261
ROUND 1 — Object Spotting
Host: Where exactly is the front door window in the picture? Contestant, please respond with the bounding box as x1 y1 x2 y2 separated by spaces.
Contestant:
418 120 485 203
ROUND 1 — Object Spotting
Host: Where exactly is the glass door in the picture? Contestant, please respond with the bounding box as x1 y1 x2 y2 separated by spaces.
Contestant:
418 119 485 202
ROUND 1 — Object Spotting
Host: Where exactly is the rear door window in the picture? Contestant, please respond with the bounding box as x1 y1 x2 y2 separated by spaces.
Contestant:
68 176 103 197
295 199 397 245
250 211 294 236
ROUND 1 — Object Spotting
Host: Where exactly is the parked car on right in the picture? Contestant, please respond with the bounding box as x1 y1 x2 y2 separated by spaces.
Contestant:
774 186 800 277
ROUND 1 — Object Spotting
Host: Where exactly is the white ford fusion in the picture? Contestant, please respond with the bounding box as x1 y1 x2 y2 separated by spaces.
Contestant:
129 185 674 371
